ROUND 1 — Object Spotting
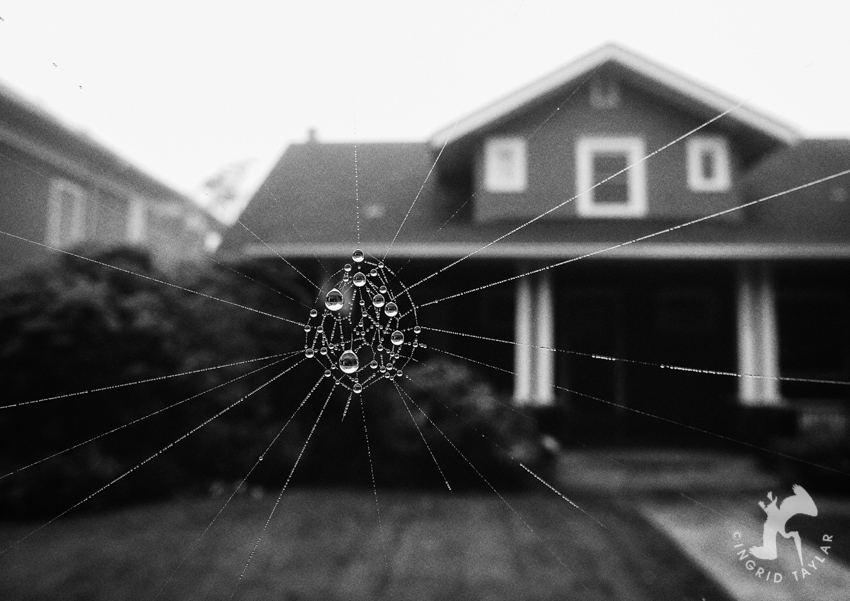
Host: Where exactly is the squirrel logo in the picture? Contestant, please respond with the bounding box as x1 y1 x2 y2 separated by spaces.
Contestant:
749 484 818 566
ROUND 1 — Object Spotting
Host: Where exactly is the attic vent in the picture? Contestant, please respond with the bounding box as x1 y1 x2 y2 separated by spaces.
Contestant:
589 78 620 109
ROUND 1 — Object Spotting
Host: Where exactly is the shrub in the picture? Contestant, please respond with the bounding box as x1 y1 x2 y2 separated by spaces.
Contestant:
347 357 546 490
0 245 306 516
0 247 547 513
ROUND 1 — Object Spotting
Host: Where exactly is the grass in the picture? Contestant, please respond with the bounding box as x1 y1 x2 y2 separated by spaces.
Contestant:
0 488 733 601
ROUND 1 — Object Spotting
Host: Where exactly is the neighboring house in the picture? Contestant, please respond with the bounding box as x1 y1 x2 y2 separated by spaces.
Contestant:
0 81 220 276
221 44 850 446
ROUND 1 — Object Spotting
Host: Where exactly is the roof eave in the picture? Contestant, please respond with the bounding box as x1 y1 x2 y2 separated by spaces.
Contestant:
429 43 800 149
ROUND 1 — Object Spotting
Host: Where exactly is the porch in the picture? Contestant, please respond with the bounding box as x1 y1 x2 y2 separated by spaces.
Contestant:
503 259 848 448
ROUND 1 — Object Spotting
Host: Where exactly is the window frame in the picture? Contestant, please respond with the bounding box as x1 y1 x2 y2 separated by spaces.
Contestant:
46 178 87 247
686 135 731 192
483 137 528 193
576 136 647 217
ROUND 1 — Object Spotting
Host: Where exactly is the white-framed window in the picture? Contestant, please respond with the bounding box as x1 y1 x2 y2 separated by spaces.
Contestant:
483 137 527 193
46 179 87 247
589 78 620 109
686 136 731 192
576 137 647 217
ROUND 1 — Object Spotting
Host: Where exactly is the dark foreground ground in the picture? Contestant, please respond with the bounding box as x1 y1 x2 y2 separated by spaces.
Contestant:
0 489 733 601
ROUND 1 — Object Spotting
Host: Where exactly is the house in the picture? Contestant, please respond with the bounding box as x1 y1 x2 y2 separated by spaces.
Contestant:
221 44 850 446
0 80 220 277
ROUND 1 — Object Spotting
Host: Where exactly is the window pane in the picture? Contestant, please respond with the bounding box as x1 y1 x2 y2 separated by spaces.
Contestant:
592 153 629 204
701 150 716 180
57 190 77 239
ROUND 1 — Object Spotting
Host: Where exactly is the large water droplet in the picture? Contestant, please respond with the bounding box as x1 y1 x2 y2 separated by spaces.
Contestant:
372 293 385 308
370 360 378 369
353 382 363 394
352 249 364 263
305 348 315 358
413 326 421 334
339 350 359 374
325 288 344 311
343 263 352 272
324 369 332 378
384 302 398 317
391 330 404 346
379 285 387 294
353 272 366 287
309 309 318 318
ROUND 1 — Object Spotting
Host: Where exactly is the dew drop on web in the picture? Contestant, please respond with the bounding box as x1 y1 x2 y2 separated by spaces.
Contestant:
390 330 404 346
384 302 398 317
325 288 344 311
353 272 367 287
339 350 359 374
352 249 364 263
352 382 363 394
372 293 385 307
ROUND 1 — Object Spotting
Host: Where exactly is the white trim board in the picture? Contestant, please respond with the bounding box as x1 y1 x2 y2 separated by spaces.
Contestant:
239 242 850 261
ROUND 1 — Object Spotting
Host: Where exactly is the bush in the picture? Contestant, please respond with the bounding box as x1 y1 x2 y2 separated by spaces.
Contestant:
0 247 547 514
0 245 307 516
348 357 547 490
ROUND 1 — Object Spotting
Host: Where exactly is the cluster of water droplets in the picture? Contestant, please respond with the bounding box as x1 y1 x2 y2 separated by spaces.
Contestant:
301 249 423 394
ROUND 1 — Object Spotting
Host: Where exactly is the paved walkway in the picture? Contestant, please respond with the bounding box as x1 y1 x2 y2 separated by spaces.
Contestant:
640 496 850 601
555 449 778 493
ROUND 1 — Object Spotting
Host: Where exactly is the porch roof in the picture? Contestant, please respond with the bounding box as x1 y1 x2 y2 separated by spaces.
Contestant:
220 140 850 261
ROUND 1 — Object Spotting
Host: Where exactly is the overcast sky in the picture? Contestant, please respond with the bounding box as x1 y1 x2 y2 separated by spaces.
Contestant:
1 0 848 214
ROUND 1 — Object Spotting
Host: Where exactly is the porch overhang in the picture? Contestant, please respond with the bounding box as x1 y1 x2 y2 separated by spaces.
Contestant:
235 242 850 261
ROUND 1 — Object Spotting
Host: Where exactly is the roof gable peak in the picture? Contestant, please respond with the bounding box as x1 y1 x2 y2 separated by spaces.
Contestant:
430 42 799 148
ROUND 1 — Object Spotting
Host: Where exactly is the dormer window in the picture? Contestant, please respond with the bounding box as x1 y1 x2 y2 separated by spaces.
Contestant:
590 78 620 109
686 136 731 192
576 137 647 217
484 137 527 193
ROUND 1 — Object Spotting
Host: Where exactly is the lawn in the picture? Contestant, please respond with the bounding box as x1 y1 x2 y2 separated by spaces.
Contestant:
0 489 732 601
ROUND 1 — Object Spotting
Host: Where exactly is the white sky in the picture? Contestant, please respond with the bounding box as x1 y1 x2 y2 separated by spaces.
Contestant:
1 0 849 215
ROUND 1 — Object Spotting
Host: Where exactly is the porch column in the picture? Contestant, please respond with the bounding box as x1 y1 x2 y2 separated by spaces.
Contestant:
514 275 533 403
758 266 781 400
533 271 555 405
736 263 781 405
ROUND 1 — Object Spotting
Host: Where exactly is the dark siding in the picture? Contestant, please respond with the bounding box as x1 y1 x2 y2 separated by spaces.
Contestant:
0 143 52 275
473 80 745 223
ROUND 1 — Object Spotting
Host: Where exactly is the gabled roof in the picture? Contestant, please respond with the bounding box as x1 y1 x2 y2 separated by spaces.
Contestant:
430 43 799 148
0 79 202 211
